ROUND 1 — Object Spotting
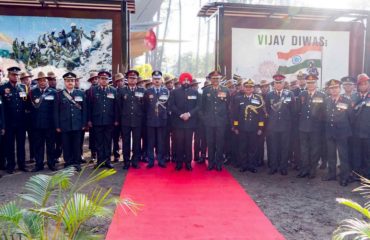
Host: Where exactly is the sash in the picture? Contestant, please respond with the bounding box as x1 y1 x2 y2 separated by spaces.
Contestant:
62 90 82 110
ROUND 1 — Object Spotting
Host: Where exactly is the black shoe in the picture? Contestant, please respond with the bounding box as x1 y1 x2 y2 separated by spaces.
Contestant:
185 163 192 171
105 163 114 169
123 164 130 170
239 167 247 173
29 158 35 163
319 163 327 170
268 169 277 175
131 163 140 169
280 170 288 176
48 165 58 172
308 174 316 179
6 169 14 174
296 172 309 178
207 165 214 171
146 163 154 169
31 167 43 172
175 162 182 171
114 158 119 163
74 165 82 172
19 167 29 172
340 179 348 187
322 175 336 181
158 163 167 168
216 166 222 171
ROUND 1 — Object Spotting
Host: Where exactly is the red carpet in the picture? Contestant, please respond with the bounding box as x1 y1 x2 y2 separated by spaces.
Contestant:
106 163 285 240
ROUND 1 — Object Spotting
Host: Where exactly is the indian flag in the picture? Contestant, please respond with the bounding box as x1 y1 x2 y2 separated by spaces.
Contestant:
277 45 322 75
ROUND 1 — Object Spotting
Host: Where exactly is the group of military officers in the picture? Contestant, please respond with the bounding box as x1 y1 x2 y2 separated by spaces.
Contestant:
0 66 369 187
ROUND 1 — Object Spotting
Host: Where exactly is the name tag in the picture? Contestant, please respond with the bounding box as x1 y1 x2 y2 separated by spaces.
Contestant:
159 95 168 101
240 102 245 105
366 101 370 107
19 92 27 98
218 92 226 98
284 97 291 102
74 96 83 102
312 97 323 103
251 99 260 105
0 99 2 104
188 95 197 100
107 93 115 99
337 102 348 110
135 92 144 98
45 95 54 100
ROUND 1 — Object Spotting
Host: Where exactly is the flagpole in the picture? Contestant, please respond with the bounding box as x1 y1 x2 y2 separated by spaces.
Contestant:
320 47 323 89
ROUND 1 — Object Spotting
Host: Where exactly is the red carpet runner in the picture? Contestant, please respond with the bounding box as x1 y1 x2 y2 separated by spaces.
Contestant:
106 163 285 240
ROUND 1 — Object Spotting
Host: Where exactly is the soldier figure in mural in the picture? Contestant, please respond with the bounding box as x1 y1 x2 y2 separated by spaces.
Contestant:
82 30 101 57
307 61 319 77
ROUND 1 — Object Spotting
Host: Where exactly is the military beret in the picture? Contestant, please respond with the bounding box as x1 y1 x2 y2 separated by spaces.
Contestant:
152 70 162 78
63 72 76 79
7 66 21 74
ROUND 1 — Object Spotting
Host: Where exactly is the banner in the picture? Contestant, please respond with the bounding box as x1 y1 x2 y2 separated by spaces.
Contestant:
0 15 112 89
232 28 350 87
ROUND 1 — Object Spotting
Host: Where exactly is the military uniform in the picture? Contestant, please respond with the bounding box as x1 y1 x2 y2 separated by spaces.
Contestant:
87 72 116 168
116 82 145 169
323 79 353 186
54 73 87 170
232 81 265 172
85 72 99 161
296 76 326 178
200 79 230 171
351 74 370 178
28 83 57 171
144 84 169 167
0 95 5 172
0 68 28 173
168 73 201 170
265 74 296 175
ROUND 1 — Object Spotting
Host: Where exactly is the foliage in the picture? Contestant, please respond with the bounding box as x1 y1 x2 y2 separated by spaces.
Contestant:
0 166 141 240
333 175 370 240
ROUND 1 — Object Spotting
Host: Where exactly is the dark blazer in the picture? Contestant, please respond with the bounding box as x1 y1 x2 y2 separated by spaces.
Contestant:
352 92 370 138
87 85 117 126
144 87 169 127
28 87 57 129
0 96 4 130
265 89 296 132
54 89 87 132
200 85 230 128
0 82 28 128
297 90 326 132
116 86 145 127
168 86 201 129
232 93 266 132
325 96 352 139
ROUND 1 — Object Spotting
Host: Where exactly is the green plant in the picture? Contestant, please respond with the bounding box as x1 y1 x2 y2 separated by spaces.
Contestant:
333 176 370 240
0 166 141 240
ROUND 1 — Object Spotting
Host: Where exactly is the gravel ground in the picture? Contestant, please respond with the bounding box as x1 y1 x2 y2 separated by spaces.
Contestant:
0 138 364 239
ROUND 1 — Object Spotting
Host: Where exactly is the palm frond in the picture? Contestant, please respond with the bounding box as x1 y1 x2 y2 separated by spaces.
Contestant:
21 168 75 207
336 198 370 219
333 218 370 240
0 201 23 224
21 211 44 238
74 169 116 193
